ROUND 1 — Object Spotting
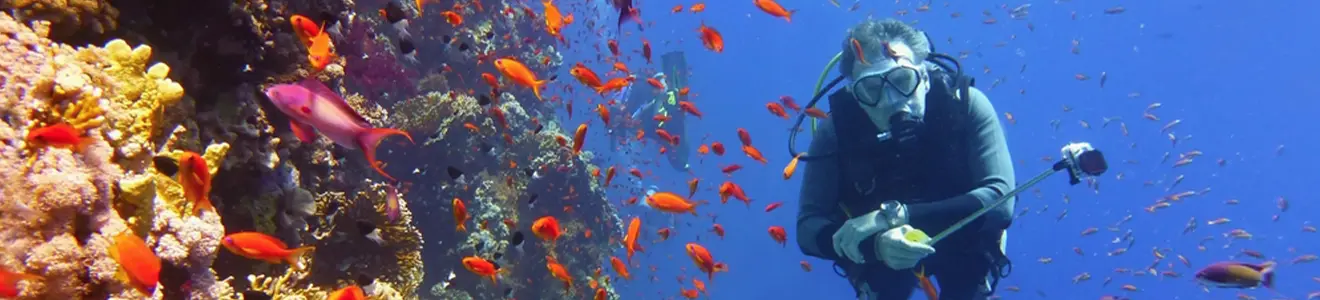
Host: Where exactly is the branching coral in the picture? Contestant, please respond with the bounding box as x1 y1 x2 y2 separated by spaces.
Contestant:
0 12 230 299
305 183 423 299
392 91 481 137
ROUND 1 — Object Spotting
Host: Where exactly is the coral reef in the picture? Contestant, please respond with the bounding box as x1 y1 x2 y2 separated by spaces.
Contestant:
341 18 417 101
2 0 119 43
0 12 230 299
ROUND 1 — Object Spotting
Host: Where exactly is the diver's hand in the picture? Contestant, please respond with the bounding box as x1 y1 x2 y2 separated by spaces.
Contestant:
876 225 936 270
831 210 889 264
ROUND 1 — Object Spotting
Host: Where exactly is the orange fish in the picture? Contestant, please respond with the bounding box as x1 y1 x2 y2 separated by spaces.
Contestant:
596 76 635 94
737 128 753 146
220 232 314 270
541 0 571 40
289 15 323 46
768 226 787 247
545 256 574 292
177 152 215 215
783 153 803 179
485 107 505 129
26 123 91 151
572 123 588 155
915 266 939 299
604 166 617 186
852 38 870 66
594 288 608 300
441 10 463 26
742 145 768 164
642 39 653 63
327 285 367 300
481 72 500 89
494 58 549 101
305 30 336 73
685 243 727 281
697 22 724 53
0 266 39 298
624 217 642 262
764 201 784 212
570 63 603 88
646 77 665 90
710 142 725 155
690 3 706 13
686 178 699 198
680 287 699 299
629 167 643 179
679 87 691 96
800 260 813 272
461 256 504 284
612 61 630 75
532 216 563 244
710 224 725 239
110 232 161 295
610 256 631 280
678 101 704 119
721 164 742 174
646 192 700 215
780 96 802 111
596 103 611 126
805 107 829 119
453 198 469 232
766 102 789 119
607 39 620 56
718 181 750 206
671 4 683 13
754 0 796 22
693 278 708 296
657 228 671 241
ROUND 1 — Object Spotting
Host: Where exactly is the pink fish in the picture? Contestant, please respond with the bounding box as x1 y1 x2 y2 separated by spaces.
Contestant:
264 79 413 181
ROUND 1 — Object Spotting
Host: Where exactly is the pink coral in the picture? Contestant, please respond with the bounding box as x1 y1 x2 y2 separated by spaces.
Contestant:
341 18 417 102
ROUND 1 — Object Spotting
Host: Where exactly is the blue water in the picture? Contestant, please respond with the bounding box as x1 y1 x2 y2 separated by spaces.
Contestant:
563 1 1320 299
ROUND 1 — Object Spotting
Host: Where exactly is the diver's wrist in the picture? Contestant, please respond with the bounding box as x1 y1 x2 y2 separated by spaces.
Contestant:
879 200 908 228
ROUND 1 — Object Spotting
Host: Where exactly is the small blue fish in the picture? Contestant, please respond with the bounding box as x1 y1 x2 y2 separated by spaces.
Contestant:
1195 261 1275 289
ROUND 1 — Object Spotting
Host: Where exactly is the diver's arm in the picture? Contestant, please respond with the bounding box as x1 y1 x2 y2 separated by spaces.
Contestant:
796 121 847 261
906 87 1017 235
630 100 652 119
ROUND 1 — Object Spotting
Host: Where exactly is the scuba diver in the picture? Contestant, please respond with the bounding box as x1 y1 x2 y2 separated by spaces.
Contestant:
793 20 1015 300
610 51 693 173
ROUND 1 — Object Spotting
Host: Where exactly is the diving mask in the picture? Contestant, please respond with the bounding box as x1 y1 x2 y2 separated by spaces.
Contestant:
849 58 927 111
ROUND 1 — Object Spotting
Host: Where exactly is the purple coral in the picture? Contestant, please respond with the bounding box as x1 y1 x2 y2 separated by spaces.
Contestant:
341 18 417 103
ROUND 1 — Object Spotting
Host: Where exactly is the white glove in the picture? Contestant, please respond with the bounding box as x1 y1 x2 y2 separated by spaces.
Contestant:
877 225 936 270
831 210 889 264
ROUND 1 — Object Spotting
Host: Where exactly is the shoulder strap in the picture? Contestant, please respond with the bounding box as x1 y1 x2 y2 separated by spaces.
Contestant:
828 89 883 205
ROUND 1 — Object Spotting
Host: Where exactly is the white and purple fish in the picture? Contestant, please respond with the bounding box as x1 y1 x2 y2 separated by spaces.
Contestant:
263 79 414 181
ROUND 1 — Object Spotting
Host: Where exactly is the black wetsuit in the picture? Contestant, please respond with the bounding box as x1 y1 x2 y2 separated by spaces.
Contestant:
795 71 1016 300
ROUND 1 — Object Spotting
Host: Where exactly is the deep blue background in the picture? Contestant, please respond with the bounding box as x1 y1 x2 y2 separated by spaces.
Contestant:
560 1 1320 299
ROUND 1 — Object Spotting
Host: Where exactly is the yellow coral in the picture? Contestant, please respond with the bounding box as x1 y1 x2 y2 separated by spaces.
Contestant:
76 39 186 159
117 143 230 230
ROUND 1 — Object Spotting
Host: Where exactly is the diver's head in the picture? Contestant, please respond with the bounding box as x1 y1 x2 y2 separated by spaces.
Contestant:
840 19 932 133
